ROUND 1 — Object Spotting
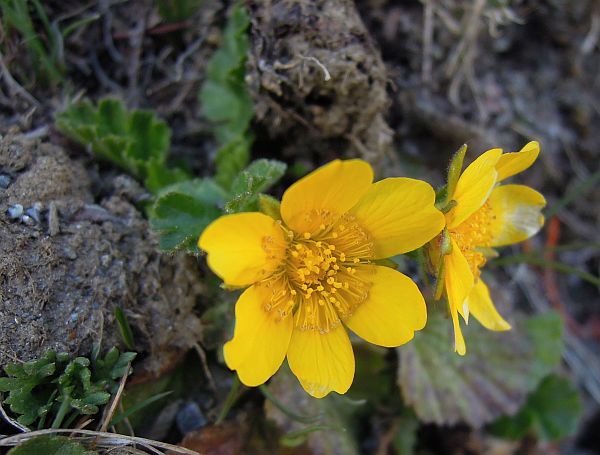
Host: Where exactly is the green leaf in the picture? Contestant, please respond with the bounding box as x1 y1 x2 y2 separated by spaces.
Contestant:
91 347 136 385
6 435 97 455
144 159 189 195
225 159 286 213
203 4 250 83
96 98 127 136
126 110 170 164
0 351 63 426
55 98 176 193
157 178 228 204
200 3 254 189
200 80 252 134
0 348 135 429
214 134 252 190
230 159 287 195
489 374 582 442
391 409 419 455
150 191 222 252
70 390 111 414
114 307 135 350
265 365 360 455
397 310 564 428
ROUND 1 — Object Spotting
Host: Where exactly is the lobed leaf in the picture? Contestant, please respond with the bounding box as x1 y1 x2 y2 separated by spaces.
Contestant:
150 190 222 253
397 310 564 428
55 98 175 193
6 435 97 455
225 159 287 213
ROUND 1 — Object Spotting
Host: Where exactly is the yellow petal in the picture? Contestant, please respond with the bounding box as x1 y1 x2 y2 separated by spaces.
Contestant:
287 324 354 398
488 184 546 247
466 280 511 331
280 160 373 234
451 306 466 356
349 178 445 258
444 238 473 354
448 148 502 229
444 239 474 314
199 212 287 286
223 283 293 386
345 265 427 347
496 141 540 182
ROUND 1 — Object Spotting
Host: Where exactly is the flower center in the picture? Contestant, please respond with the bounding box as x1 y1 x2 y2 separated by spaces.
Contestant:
450 202 495 279
263 212 375 334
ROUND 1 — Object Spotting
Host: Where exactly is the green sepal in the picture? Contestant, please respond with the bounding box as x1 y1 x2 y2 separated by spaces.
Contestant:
258 194 282 220
446 144 467 202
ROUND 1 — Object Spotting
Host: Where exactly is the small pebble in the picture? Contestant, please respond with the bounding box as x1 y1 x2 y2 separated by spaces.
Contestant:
25 203 42 224
21 214 35 226
0 174 11 189
63 245 77 260
176 401 207 434
7 204 23 219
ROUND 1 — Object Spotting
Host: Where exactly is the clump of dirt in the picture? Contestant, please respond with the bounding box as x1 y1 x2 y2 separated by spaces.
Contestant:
0 133 203 371
246 0 392 167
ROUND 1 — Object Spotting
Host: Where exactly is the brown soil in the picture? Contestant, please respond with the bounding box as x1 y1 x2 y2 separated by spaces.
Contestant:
0 133 203 371
247 0 392 168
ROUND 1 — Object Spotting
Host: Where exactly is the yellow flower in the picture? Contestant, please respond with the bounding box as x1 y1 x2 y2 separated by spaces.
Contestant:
430 142 546 355
199 160 445 398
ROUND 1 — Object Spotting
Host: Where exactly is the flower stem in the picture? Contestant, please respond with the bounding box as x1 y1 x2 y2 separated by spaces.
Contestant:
215 375 241 425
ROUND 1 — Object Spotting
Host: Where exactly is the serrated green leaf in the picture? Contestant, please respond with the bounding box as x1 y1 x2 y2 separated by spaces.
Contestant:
489 374 582 442
6 435 97 455
225 159 286 213
55 98 176 193
214 135 252 190
230 159 286 195
127 110 170 164
397 310 564 428
265 366 360 455
150 191 222 252
97 98 127 136
156 177 228 205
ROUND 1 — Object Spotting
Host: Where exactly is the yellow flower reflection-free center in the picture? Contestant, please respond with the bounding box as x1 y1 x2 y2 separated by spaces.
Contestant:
274 213 374 333
199 159 446 398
